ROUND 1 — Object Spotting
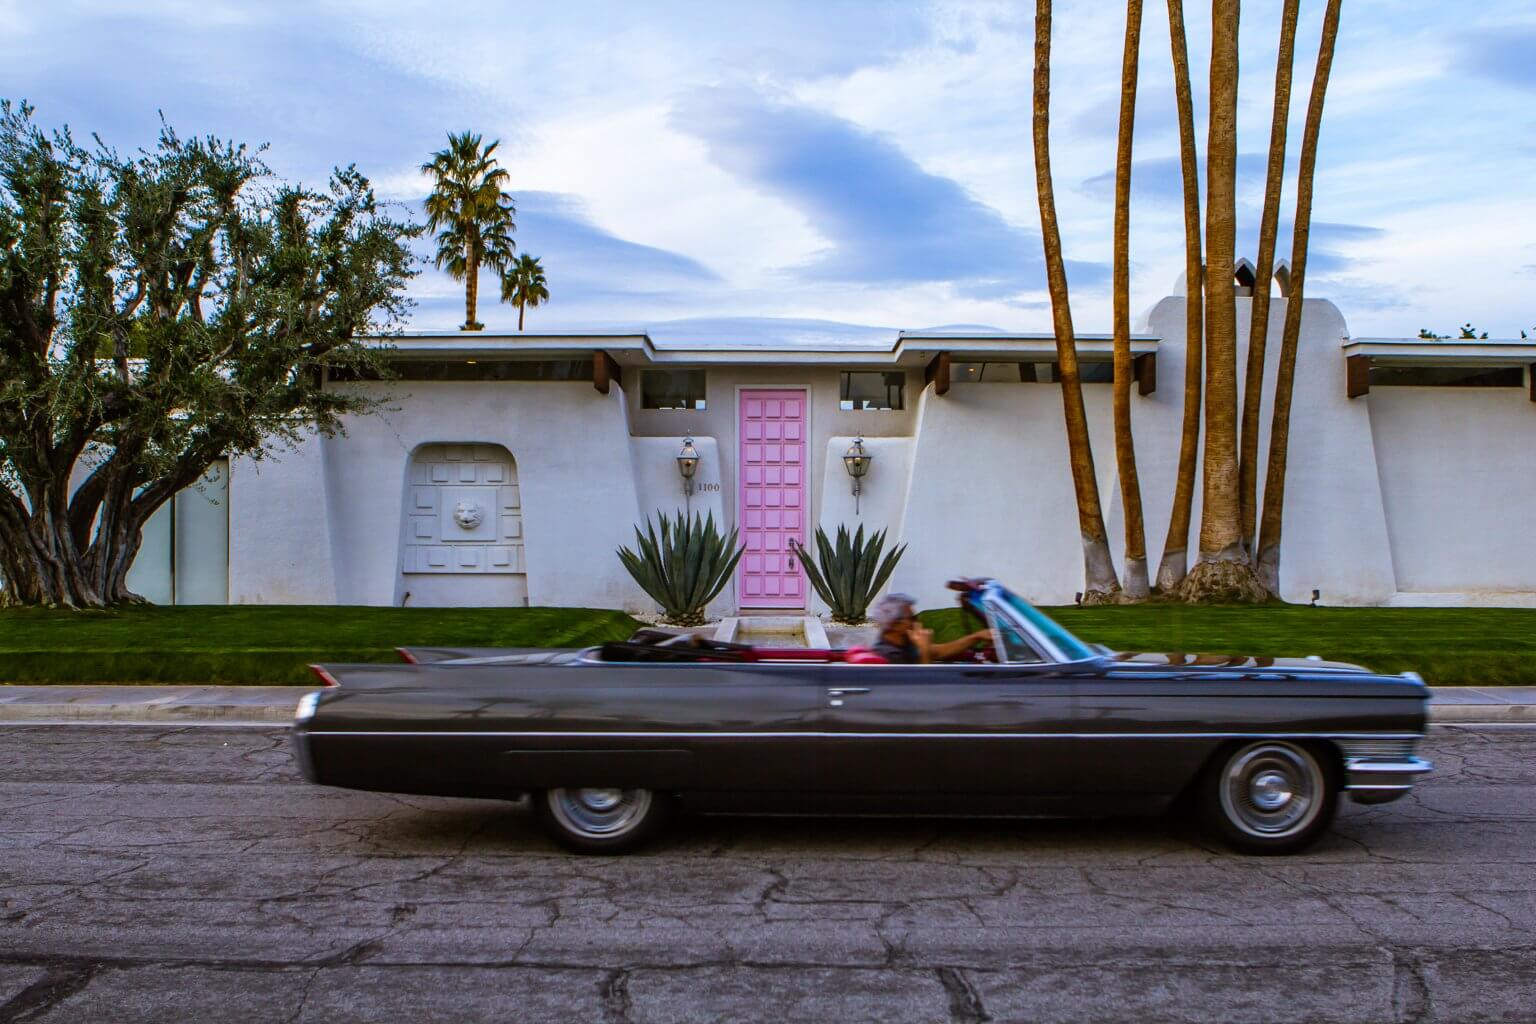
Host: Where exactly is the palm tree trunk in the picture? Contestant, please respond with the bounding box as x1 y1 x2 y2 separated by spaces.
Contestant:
1033 0 1120 600
465 250 480 330
518 300 526 331
1238 0 1301 554
1154 0 1204 593
1256 0 1343 595
1112 0 1150 600
1174 0 1268 602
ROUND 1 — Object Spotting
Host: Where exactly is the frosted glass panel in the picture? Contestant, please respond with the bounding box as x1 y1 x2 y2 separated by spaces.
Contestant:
175 460 229 604
127 502 174 605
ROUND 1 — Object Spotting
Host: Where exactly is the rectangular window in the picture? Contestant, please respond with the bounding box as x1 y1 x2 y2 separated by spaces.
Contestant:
840 371 905 411
641 369 707 410
1367 365 1524 388
951 361 1114 383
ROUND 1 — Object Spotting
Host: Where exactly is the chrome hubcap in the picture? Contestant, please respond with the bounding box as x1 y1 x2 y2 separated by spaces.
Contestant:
1250 770 1293 811
1220 743 1321 838
547 787 652 838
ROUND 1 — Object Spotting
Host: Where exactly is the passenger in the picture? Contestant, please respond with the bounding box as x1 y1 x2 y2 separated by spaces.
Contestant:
868 593 990 664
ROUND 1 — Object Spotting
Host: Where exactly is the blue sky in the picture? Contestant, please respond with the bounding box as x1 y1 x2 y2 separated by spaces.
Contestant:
4 0 1534 339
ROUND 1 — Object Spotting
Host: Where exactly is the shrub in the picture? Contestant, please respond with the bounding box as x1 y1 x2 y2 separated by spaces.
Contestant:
617 511 744 626
790 525 907 624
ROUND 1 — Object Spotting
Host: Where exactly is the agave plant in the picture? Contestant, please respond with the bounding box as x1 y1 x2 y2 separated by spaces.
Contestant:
790 524 907 624
617 511 744 626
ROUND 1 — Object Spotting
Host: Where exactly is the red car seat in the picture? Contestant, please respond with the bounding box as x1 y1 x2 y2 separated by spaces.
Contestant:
843 647 889 665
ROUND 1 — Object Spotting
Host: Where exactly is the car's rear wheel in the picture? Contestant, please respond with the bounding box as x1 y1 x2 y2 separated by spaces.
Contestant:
1199 741 1337 855
534 787 668 854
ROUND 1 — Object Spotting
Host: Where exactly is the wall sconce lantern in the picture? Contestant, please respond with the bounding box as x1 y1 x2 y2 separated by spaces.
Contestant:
677 437 700 512
843 437 872 514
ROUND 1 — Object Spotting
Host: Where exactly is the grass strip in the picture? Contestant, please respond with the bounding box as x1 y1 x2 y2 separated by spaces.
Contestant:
920 603 1536 687
0 606 641 685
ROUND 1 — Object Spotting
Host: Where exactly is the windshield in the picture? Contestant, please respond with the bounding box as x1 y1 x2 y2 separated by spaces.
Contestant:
992 587 1096 662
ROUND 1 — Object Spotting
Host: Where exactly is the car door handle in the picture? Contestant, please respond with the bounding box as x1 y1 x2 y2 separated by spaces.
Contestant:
827 687 870 696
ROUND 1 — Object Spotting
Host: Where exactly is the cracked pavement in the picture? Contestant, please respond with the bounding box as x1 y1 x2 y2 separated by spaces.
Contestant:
0 725 1532 1023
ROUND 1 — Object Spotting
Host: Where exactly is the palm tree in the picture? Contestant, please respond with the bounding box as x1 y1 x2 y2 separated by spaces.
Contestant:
1238 0 1301 555
1153 0 1204 593
1111 0 1150 600
1033 0 1120 601
1256 0 1344 594
422 132 516 331
502 254 550 331
1174 0 1268 602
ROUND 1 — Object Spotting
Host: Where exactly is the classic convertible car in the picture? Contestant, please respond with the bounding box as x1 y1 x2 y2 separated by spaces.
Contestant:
292 579 1431 856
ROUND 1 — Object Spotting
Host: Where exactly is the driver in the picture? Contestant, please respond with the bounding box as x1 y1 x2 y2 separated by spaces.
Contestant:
869 593 991 664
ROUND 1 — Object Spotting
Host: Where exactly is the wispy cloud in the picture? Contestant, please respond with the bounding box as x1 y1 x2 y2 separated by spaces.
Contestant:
673 87 1106 299
1456 24 1536 91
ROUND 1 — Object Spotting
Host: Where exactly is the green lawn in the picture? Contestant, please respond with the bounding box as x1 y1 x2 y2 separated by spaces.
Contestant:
0 605 640 685
920 604 1536 687
2 602 1532 687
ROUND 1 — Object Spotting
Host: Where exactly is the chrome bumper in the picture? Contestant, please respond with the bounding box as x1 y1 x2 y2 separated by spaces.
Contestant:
1343 755 1433 805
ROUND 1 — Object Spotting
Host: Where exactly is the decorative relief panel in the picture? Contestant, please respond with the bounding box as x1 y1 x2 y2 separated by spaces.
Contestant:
402 444 525 574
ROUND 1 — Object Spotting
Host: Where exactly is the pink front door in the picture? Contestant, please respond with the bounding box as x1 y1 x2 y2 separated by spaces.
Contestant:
738 389 807 609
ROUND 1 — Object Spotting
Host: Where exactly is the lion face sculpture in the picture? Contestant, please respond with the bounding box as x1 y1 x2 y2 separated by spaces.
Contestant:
452 500 485 531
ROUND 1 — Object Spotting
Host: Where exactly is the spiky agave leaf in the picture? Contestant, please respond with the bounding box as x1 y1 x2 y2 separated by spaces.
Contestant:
617 510 745 625
790 523 908 623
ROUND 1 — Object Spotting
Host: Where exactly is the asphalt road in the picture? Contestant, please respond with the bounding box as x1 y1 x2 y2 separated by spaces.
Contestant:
0 725 1532 1024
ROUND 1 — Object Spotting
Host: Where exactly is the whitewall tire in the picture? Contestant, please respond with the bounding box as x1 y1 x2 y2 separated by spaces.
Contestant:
1199 741 1337 855
534 787 669 854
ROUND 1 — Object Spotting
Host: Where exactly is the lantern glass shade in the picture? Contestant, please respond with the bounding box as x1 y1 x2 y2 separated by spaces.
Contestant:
676 438 700 480
843 438 872 479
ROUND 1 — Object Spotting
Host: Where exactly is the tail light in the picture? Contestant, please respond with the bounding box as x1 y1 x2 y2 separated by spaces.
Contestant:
396 647 419 664
308 664 341 687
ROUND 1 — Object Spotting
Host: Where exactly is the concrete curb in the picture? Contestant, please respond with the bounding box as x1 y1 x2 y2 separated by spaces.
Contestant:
0 686 1531 726
0 686 300 725
1429 703 1534 724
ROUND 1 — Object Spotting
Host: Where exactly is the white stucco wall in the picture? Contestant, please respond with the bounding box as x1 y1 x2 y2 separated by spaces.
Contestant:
1136 294 1397 604
1367 386 1536 594
229 431 340 604
629 435 733 619
234 381 649 610
809 436 915 615
891 381 1120 609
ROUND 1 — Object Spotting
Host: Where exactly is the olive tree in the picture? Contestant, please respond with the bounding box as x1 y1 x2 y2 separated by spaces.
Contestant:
0 102 417 606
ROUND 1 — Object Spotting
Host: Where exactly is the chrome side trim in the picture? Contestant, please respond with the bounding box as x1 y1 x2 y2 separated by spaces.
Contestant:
309 730 1425 741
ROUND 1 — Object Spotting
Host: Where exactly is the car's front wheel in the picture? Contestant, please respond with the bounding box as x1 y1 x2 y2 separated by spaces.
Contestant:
1199 741 1337 855
534 787 669 854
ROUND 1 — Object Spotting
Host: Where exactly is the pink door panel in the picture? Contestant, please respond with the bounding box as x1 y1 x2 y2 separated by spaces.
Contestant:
738 389 807 608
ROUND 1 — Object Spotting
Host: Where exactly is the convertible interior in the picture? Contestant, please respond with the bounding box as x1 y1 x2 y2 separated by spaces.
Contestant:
596 581 1013 665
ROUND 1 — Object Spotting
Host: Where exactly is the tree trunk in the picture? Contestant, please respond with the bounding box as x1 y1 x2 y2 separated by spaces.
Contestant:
1154 0 1204 593
1112 0 1150 600
464 249 481 331
1173 0 1268 603
1033 0 1120 601
0 510 106 608
1238 0 1300 554
1256 0 1343 595
518 300 525 331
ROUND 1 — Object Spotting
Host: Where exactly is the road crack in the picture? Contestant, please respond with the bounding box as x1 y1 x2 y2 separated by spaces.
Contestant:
936 966 990 1023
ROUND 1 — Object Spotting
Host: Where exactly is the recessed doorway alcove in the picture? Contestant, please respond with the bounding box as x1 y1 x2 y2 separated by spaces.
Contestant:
395 443 529 607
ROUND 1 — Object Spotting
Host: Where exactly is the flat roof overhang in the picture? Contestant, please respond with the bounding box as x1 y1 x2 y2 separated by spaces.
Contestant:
364 329 1164 397
1341 338 1536 400
368 330 1159 367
